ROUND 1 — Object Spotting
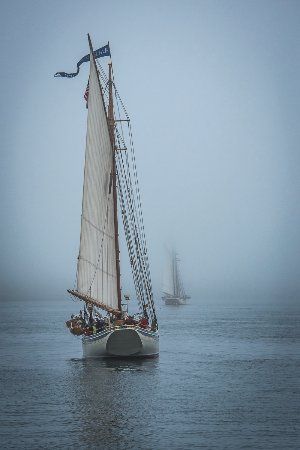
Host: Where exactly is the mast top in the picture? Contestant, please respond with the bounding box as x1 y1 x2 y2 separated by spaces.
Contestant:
87 33 92 54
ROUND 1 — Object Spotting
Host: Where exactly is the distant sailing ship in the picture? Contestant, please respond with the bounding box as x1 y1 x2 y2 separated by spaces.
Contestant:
162 250 190 305
56 35 158 358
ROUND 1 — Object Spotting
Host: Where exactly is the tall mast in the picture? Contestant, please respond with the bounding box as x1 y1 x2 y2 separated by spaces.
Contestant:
108 61 122 311
174 252 179 297
172 250 177 297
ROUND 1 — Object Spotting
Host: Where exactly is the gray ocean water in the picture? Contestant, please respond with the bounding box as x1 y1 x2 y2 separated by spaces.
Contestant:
0 298 299 449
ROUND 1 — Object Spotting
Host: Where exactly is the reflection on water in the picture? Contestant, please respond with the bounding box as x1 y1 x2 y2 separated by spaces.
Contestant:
70 356 158 371
67 357 159 450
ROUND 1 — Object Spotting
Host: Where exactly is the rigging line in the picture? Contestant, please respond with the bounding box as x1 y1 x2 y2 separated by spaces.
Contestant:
96 63 108 88
127 122 147 249
125 125 156 316
116 137 155 317
115 147 145 293
116 167 144 311
113 85 150 277
115 145 150 312
115 132 142 256
114 101 151 288
117 125 147 264
114 126 127 153
111 78 130 120
96 63 109 93
113 87 128 154
96 60 109 84
117 189 150 319
119 179 146 296
116 142 149 291
97 64 111 105
111 73 130 163
116 183 145 313
110 64 156 318
111 67 142 232
96 65 109 102
122 114 150 260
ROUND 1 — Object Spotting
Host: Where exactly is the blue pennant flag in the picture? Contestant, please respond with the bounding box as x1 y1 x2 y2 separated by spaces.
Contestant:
54 43 110 78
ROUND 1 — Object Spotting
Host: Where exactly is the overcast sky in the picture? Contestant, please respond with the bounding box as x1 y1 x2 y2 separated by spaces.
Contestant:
0 0 299 304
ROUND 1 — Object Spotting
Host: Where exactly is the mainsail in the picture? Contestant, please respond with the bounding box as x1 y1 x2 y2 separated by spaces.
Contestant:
64 36 158 327
75 45 118 310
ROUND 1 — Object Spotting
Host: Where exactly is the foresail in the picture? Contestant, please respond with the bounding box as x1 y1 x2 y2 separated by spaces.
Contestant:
76 48 118 310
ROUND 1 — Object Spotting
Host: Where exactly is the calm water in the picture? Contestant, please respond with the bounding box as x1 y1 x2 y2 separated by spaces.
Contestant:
0 298 299 449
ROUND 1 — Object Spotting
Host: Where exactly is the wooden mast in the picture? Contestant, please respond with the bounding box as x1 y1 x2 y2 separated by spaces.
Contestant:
108 57 122 312
87 35 122 311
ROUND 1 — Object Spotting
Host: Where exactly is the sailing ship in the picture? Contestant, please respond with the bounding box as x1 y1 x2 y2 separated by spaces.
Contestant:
59 35 158 358
162 250 190 305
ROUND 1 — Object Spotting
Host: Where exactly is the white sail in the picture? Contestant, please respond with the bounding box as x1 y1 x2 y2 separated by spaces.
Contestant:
76 49 118 310
163 263 174 296
163 249 189 300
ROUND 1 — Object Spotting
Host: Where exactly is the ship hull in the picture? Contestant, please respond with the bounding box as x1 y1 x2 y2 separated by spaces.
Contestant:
163 296 187 305
82 327 159 358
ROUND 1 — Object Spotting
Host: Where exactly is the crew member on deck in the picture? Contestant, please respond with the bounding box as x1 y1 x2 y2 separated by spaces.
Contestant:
139 317 148 329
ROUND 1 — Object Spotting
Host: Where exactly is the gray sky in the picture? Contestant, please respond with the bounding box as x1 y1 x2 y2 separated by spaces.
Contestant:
1 0 299 304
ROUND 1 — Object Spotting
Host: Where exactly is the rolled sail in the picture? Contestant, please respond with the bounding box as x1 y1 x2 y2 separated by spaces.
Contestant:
76 49 118 310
